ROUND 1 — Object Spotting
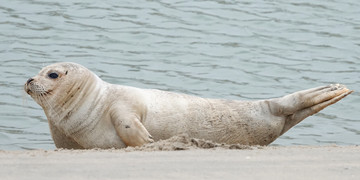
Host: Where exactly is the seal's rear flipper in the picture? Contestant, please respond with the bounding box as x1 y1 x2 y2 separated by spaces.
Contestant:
281 90 352 135
267 84 353 135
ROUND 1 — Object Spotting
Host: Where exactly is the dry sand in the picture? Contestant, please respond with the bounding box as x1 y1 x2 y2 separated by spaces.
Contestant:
1 135 359 180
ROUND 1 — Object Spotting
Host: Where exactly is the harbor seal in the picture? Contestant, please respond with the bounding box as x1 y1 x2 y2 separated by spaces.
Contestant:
24 62 353 149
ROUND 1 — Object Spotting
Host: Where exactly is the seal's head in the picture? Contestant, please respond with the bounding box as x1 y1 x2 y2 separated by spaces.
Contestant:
24 62 92 109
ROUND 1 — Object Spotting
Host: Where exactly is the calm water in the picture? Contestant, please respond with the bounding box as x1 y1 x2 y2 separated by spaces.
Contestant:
0 0 359 150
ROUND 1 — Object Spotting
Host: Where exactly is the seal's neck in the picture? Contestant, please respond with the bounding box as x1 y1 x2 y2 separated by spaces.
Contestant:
45 72 106 124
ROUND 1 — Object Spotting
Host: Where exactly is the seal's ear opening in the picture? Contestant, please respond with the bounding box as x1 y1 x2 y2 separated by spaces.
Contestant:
65 71 68 75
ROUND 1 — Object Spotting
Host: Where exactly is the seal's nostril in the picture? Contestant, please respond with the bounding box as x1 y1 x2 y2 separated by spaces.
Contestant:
27 78 34 85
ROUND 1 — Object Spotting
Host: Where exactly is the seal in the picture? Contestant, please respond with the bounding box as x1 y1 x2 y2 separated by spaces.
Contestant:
24 62 353 149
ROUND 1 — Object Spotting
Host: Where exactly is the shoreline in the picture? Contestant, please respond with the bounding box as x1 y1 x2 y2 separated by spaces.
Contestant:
1 145 359 180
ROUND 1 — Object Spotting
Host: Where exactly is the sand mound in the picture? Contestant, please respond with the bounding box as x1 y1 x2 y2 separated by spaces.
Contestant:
124 134 261 152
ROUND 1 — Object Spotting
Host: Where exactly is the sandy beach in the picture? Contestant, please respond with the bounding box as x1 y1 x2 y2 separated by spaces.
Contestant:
0 136 359 180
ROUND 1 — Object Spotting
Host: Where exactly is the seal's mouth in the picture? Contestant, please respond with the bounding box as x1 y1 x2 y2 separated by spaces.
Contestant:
25 78 34 95
26 88 31 95
24 83 32 95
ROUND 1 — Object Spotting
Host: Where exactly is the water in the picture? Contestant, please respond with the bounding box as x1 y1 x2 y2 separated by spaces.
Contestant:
0 0 359 150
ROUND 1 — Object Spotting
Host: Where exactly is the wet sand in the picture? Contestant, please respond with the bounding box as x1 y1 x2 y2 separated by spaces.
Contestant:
0 136 359 180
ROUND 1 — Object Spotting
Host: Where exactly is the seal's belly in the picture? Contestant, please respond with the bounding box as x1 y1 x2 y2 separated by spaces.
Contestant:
73 118 127 149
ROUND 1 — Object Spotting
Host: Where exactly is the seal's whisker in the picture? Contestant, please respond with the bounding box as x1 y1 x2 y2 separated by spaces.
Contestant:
22 89 29 107
39 93 61 119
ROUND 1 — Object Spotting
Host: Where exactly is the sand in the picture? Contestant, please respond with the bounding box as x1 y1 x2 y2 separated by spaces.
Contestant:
1 135 359 180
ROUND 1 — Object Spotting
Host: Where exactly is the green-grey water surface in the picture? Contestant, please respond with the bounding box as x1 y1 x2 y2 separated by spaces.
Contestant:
0 0 359 150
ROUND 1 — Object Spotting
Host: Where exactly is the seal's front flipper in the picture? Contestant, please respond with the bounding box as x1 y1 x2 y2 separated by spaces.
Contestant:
267 84 353 135
110 109 154 147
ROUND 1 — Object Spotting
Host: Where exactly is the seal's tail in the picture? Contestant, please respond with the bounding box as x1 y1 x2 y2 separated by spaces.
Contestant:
269 84 353 135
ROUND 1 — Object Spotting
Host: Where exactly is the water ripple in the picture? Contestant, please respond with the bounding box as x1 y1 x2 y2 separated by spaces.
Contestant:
0 0 359 149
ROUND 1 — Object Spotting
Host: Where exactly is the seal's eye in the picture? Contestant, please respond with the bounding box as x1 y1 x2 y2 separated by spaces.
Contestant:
48 72 59 79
